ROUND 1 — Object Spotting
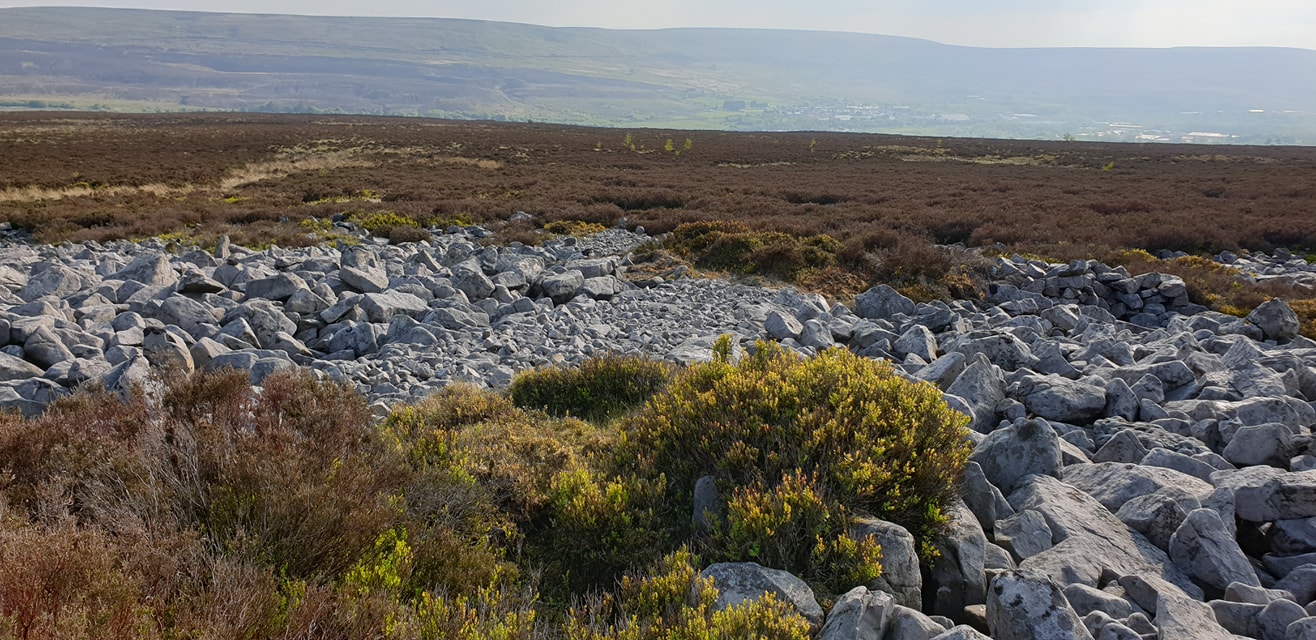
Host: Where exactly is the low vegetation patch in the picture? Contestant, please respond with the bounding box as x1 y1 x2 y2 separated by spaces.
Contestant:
665 220 844 284
0 345 970 637
509 354 675 423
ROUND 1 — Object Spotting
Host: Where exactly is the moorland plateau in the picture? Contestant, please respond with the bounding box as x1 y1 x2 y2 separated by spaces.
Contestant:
2 113 1316 639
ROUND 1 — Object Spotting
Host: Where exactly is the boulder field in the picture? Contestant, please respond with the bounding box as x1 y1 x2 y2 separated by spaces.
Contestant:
2 224 1316 639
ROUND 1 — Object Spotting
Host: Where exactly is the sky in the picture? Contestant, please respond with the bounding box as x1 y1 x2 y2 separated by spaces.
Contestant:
3 1 1315 50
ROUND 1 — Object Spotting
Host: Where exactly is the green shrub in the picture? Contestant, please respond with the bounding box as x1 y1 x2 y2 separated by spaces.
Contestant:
562 549 811 640
537 468 671 595
351 210 419 237
509 355 675 423
613 340 971 591
384 384 605 524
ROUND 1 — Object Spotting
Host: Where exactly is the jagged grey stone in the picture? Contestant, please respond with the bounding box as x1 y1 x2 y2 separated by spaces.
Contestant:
850 517 922 610
986 570 1093 640
854 284 914 320
969 418 1062 495
994 508 1054 562
925 500 987 620
1247 299 1301 342
1016 372 1107 424
1062 462 1213 513
1009 475 1202 599
1169 508 1261 593
818 586 893 640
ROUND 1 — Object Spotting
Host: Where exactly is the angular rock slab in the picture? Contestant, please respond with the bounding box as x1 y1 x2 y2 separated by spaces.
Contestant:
1007 475 1203 600
1169 508 1260 593
818 586 893 640
1016 372 1106 424
1156 593 1243 640
986 570 1093 640
1231 470 1316 522
1062 462 1213 514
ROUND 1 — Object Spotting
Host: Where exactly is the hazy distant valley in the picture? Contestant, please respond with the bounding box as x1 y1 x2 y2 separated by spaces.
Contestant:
2 7 1315 143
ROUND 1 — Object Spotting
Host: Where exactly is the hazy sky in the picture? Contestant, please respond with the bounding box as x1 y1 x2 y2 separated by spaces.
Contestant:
4 1 1315 50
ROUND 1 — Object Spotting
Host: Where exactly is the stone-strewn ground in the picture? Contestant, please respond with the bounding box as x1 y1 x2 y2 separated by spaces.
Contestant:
3 225 1316 639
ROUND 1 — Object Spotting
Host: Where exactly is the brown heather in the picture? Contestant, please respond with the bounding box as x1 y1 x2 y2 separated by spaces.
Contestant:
2 113 1315 257
5 112 1315 323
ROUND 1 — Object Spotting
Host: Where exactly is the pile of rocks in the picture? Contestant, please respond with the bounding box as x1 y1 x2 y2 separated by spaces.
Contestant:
0 227 806 413
1217 248 1316 292
987 256 1208 326
3 227 1316 638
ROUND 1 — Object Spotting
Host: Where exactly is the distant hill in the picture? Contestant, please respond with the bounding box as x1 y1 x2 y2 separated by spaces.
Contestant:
2 7 1314 143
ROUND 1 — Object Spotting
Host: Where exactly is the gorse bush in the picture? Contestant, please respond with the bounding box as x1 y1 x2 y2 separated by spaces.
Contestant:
544 219 609 237
510 354 675 423
351 209 421 237
611 341 972 591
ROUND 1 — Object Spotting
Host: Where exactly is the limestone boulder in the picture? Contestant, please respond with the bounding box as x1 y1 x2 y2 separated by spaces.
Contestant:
985 570 1093 640
1062 462 1213 513
1016 372 1107 424
851 518 922 610
1169 508 1260 593
1248 299 1301 342
818 586 893 640
854 285 915 320
699 562 823 631
968 418 1063 495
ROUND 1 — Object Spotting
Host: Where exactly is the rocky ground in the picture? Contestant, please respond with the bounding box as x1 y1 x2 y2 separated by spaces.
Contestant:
1 223 1315 639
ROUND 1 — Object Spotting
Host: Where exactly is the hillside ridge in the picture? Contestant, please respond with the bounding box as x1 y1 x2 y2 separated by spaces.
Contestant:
2 7 1315 142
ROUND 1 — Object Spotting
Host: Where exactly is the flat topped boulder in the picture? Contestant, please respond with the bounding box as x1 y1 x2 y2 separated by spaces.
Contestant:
1062 462 1213 513
1016 372 1106 424
111 252 179 287
244 272 308 301
358 291 428 323
1228 469 1316 522
339 265 389 294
